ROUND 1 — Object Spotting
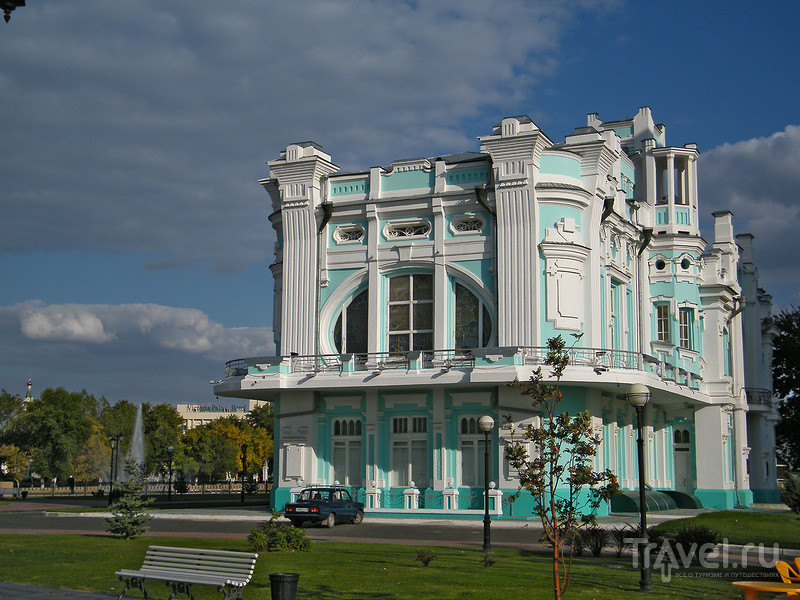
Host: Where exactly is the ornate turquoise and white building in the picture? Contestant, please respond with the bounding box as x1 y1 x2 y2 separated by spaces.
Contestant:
215 107 781 516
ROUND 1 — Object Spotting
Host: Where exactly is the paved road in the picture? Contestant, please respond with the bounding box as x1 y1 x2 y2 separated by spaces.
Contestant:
0 496 701 551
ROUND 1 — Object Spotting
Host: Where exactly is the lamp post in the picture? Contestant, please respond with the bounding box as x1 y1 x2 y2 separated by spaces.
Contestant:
478 415 495 552
107 433 123 507
167 446 175 501
626 383 653 593
240 443 248 505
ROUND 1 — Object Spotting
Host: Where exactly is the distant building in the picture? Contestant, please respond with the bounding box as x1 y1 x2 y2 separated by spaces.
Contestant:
215 107 781 515
176 399 267 433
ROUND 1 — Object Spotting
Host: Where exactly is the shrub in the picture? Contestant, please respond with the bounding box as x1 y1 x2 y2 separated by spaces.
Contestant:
669 524 721 565
609 526 630 557
581 525 609 557
480 551 496 568
782 472 800 514
174 476 189 495
248 511 311 552
415 549 436 566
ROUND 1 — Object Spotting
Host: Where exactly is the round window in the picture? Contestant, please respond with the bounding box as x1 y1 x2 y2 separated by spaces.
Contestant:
681 258 691 270
655 259 666 271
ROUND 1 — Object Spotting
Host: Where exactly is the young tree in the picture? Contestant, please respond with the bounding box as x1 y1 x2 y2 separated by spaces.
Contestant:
105 464 153 539
142 402 183 476
0 444 29 485
73 424 111 483
773 306 800 470
505 336 619 600
182 416 273 481
246 402 275 439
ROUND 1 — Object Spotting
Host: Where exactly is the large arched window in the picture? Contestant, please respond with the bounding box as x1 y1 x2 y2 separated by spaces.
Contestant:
333 289 368 354
454 283 492 349
388 274 433 352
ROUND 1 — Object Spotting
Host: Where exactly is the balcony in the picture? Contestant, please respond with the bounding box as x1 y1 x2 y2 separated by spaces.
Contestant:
745 387 775 406
221 346 701 391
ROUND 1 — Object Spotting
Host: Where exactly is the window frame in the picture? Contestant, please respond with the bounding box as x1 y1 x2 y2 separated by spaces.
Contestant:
389 415 429 488
387 273 434 353
678 307 693 349
655 303 671 343
331 418 363 487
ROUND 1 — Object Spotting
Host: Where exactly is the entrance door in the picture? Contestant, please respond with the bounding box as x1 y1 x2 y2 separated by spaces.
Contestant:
673 428 692 492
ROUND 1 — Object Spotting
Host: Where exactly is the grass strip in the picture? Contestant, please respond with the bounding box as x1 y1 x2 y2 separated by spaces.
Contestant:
0 533 769 599
654 510 800 548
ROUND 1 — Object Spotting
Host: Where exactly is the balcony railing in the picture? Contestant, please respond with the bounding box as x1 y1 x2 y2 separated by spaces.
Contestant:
745 387 774 405
223 346 699 386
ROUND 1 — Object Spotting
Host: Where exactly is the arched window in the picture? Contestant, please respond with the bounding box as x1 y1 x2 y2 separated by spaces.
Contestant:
454 283 492 349
334 289 368 354
388 274 433 352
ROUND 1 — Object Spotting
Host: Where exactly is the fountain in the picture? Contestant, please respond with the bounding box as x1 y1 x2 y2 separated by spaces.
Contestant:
120 403 145 480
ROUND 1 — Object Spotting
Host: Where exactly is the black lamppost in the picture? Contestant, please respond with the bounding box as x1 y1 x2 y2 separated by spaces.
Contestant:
107 433 123 507
167 446 175 501
240 443 248 504
478 415 495 552
626 383 653 593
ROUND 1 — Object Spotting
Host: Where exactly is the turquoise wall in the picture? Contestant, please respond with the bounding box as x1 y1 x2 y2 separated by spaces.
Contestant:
330 178 369 197
380 169 435 192
539 154 581 179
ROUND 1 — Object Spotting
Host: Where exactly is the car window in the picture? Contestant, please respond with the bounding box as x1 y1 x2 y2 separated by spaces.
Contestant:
298 490 311 501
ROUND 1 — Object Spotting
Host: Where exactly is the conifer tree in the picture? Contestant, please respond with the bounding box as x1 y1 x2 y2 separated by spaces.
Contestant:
105 463 152 539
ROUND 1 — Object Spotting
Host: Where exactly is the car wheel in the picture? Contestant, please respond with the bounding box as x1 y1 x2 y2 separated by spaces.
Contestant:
324 512 335 528
351 510 364 525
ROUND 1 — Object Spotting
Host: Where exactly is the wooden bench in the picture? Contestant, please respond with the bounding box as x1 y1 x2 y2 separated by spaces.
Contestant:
115 545 258 600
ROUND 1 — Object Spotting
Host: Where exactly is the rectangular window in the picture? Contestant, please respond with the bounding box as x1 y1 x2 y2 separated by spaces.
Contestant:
656 304 670 342
679 308 693 349
332 439 362 487
390 416 428 487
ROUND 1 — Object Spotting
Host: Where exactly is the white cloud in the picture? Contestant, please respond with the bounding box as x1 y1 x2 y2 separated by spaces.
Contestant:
3 301 274 361
0 301 274 404
699 125 800 298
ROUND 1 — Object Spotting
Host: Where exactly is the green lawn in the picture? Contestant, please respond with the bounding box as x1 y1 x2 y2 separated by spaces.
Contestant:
654 510 800 548
0 534 765 599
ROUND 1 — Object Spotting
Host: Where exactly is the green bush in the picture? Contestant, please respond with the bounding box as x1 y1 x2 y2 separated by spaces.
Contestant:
248 511 311 552
174 476 189 495
669 524 721 565
782 472 800 514
609 526 629 557
581 526 609 557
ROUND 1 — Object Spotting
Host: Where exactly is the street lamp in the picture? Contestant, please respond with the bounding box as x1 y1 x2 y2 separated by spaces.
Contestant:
107 433 123 507
478 415 495 552
167 446 175 501
240 443 248 505
626 383 653 593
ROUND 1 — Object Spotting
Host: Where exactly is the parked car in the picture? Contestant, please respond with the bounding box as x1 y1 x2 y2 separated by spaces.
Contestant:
283 486 364 528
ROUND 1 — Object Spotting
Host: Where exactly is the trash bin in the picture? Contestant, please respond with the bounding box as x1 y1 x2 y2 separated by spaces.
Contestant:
269 572 300 600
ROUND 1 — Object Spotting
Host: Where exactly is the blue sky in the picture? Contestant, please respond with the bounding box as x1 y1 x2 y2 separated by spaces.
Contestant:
1 1 798 404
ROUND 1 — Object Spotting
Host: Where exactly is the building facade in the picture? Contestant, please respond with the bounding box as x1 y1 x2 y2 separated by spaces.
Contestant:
176 399 268 432
215 108 781 515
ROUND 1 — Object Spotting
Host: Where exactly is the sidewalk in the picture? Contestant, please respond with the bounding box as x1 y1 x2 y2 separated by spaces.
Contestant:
43 504 712 528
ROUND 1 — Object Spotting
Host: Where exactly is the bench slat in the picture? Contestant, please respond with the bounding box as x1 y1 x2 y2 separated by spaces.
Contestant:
143 558 254 571
146 546 257 559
